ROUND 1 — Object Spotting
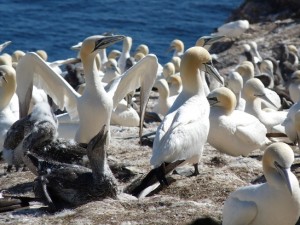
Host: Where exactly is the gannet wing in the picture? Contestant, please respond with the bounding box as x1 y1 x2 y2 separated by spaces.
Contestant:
222 196 257 225
16 52 80 120
105 54 158 137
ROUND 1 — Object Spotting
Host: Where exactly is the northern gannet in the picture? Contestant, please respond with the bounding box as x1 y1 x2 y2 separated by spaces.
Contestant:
151 46 223 183
207 87 269 156
244 78 287 133
222 142 300 225
118 36 132 74
225 71 245 111
24 125 118 211
214 20 249 38
102 58 121 83
168 39 184 58
16 35 158 144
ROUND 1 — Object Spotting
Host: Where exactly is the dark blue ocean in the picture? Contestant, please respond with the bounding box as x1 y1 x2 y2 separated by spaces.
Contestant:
0 0 242 64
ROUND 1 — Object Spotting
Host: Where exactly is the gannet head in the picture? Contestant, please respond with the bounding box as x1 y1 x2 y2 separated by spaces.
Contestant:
263 142 294 194
243 78 277 107
0 54 12 66
108 49 121 60
163 62 175 79
167 74 182 91
225 71 243 95
259 60 274 75
80 35 125 57
134 52 145 62
288 45 299 56
11 50 25 63
135 44 149 56
235 61 254 83
207 87 236 114
169 39 184 53
36 50 48 61
154 79 169 99
195 35 225 49
181 46 223 85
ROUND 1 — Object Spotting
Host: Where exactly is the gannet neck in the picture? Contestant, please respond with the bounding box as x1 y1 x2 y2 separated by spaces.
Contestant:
180 47 212 95
171 56 181 73
123 36 132 53
155 79 169 100
0 65 16 111
81 53 103 90
263 142 294 191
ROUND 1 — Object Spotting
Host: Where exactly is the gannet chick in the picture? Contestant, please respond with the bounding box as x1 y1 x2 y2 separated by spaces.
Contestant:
244 78 287 133
207 87 269 156
151 46 223 182
25 125 118 211
169 39 184 58
3 101 58 171
225 71 245 111
0 65 18 155
0 41 12 53
288 70 300 103
214 20 249 38
222 142 300 225
102 58 121 83
153 79 177 116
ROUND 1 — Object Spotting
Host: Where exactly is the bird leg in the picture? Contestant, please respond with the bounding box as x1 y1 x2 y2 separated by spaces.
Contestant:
192 163 200 176
155 162 169 186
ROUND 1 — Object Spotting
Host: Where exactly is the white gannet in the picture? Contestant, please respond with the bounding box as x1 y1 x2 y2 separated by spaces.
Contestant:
222 142 300 225
207 87 269 156
288 70 300 103
0 65 18 154
244 78 287 133
168 39 184 58
225 71 245 111
153 79 177 117
118 36 132 74
0 41 11 53
16 35 158 144
214 20 249 38
151 46 223 183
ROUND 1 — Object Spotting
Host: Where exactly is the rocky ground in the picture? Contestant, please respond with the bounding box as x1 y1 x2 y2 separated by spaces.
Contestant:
1 1 300 224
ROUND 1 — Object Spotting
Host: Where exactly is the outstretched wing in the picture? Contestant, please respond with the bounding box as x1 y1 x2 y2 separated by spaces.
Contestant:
106 54 158 137
16 52 80 120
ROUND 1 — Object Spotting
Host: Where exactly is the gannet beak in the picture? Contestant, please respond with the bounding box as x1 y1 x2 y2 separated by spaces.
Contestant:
275 161 293 195
71 42 82 50
255 93 278 108
0 41 12 52
0 71 7 83
203 62 223 85
207 96 219 106
93 35 125 52
203 35 225 46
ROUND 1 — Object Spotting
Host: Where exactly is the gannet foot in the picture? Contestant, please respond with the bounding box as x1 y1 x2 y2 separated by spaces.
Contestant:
192 163 200 176
155 163 169 186
6 165 13 173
